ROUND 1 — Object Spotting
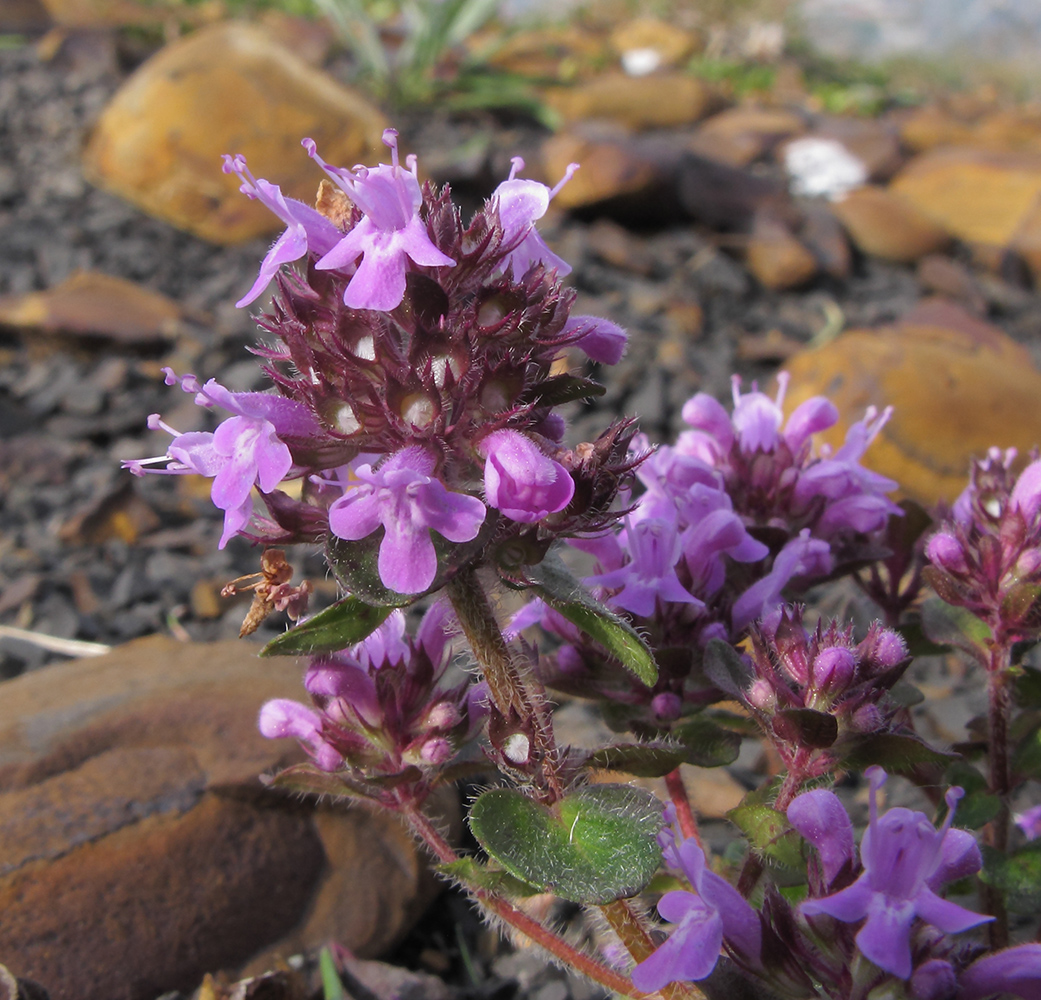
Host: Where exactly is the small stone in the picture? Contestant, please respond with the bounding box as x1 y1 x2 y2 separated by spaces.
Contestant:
916 255 987 314
799 202 852 278
689 105 805 168
891 147 1041 249
830 185 949 263
81 22 387 244
540 130 659 210
745 214 819 290
0 271 185 344
584 219 655 275
782 299 1041 505
608 18 699 73
482 25 605 82
544 72 713 131
677 152 789 231
898 103 975 153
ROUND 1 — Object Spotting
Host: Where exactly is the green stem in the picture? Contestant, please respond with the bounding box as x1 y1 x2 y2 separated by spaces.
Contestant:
985 648 1014 948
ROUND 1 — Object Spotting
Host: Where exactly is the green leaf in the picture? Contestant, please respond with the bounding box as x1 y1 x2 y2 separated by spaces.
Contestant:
920 598 993 665
260 595 392 657
1016 666 1041 709
1014 725 1041 781
981 843 1041 914
469 784 664 904
514 552 657 686
520 374 606 407
727 802 803 870
889 682 925 708
438 857 541 896
264 763 362 799
672 716 742 768
319 947 347 1000
773 708 838 749
702 639 753 697
584 742 689 777
840 732 957 772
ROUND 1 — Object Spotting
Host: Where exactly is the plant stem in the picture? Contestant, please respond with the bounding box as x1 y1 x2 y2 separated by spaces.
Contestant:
599 900 705 1000
664 768 702 847
736 756 806 898
402 803 647 999
985 647 1013 948
446 567 563 799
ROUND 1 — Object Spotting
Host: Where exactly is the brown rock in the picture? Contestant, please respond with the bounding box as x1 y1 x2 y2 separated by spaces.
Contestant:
799 116 904 181
540 130 660 210
482 25 606 82
544 72 713 131
689 105 805 167
608 18 698 71
584 219 655 275
0 271 185 344
916 254 987 314
745 214 818 290
891 147 1041 248
782 300 1041 504
81 22 387 244
830 185 949 263
800 202 852 279
898 104 975 153
1010 196 1041 284
38 0 214 28
0 0 50 32
0 636 440 1000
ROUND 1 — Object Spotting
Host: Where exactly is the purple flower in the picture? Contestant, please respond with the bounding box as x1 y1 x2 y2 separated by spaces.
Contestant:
123 369 322 547
631 806 761 991
730 373 787 453
1015 803 1041 841
587 517 704 618
480 429 574 523
258 698 343 771
562 315 628 365
800 767 990 980
491 156 578 278
787 787 855 886
222 153 341 308
327 446 486 594
958 944 1041 1000
308 129 456 311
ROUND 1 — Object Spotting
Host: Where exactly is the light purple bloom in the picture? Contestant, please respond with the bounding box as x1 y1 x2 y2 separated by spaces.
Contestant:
587 517 704 618
480 429 574 523
309 129 456 311
731 531 832 631
958 944 1041 1000
562 314 628 365
1011 458 1041 522
258 698 343 771
222 153 341 308
800 767 990 980
327 446 486 594
787 787 855 886
730 373 787 453
1015 803 1041 841
631 806 761 991
123 369 321 547
492 156 578 278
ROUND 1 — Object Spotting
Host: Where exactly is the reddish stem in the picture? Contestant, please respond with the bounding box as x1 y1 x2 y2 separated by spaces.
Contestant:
664 767 702 847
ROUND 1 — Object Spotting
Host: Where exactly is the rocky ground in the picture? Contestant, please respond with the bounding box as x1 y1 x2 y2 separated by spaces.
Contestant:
5 7 1041 1000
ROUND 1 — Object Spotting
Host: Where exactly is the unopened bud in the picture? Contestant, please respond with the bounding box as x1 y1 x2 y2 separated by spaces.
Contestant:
811 646 856 696
420 737 454 765
927 532 968 574
424 700 461 731
651 692 682 722
746 678 776 712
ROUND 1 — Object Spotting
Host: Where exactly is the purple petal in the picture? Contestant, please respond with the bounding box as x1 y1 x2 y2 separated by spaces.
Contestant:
343 228 411 311
380 506 438 594
913 887 992 936
1012 459 1041 521
482 430 574 522
855 895 916 979
415 480 487 542
328 489 382 540
959 944 1041 1000
167 431 223 477
801 878 873 923
929 828 983 887
218 494 254 548
631 892 724 990
783 396 838 451
681 393 734 452
236 225 308 308
396 215 456 267
258 698 321 739
564 315 628 365
787 788 855 885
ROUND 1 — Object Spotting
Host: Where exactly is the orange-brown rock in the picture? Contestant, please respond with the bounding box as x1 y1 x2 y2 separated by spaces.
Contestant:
540 130 660 210
898 104 975 152
608 17 698 71
0 271 185 344
1010 196 1041 284
82 22 387 244
38 0 215 28
543 72 714 131
0 636 440 1000
891 148 1041 249
745 214 818 290
480 25 606 82
830 185 949 263
689 105 805 167
782 300 1041 504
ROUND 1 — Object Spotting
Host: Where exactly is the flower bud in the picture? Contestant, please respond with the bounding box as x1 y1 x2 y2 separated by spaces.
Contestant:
651 692 682 722
419 737 454 766
856 623 908 671
424 700 462 731
811 646 856 697
746 678 777 713
909 959 957 1000
926 532 968 574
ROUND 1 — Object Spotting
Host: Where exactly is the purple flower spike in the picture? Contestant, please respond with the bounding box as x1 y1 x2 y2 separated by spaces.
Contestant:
787 788 855 886
492 156 578 278
309 130 456 311
632 811 761 991
562 315 628 365
481 429 574 523
800 768 991 980
222 153 341 308
328 446 486 594
958 944 1041 1000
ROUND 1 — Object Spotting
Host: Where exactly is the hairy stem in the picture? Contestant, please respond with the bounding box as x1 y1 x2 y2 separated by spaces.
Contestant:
446 567 562 799
402 803 647 999
664 768 702 847
985 649 1014 948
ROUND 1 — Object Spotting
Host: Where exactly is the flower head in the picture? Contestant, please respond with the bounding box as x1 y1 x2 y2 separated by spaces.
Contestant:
798 768 990 979
308 129 456 310
480 429 574 524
